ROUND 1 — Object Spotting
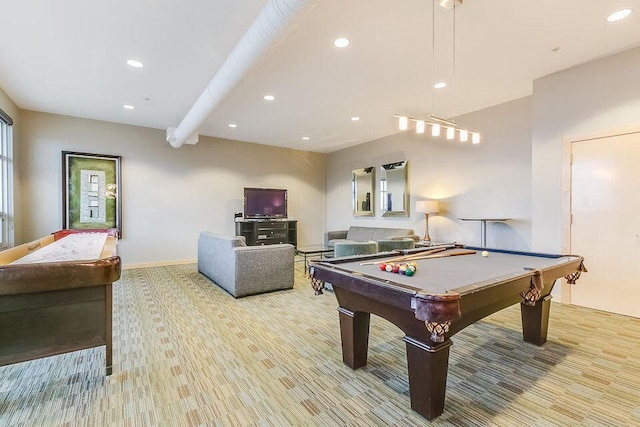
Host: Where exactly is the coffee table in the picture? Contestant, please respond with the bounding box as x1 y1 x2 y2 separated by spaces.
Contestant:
296 244 334 272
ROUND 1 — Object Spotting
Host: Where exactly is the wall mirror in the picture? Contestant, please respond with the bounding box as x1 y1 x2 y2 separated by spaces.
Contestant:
380 160 409 217
352 167 375 216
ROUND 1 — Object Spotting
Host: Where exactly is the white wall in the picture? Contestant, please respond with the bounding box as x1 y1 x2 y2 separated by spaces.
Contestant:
19 111 326 266
326 97 533 250
531 46 640 253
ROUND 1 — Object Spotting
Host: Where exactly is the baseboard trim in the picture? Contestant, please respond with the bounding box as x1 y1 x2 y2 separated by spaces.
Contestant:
123 259 196 270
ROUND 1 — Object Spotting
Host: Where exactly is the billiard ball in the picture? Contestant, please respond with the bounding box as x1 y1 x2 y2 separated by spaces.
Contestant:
386 264 394 272
392 264 400 273
398 265 407 274
408 261 417 269
481 251 489 257
379 263 387 271
405 267 415 276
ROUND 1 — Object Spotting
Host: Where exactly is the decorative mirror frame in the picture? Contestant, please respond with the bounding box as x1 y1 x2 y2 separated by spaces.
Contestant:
352 166 375 217
380 160 409 217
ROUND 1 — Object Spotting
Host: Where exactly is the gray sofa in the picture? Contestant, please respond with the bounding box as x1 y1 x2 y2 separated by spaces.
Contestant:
197 232 294 298
324 226 419 249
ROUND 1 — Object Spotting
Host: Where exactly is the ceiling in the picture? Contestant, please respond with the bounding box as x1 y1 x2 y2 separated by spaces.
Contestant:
1 0 639 153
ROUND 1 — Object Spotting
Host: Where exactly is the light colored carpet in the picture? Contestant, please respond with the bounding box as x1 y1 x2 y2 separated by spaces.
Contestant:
1 260 639 426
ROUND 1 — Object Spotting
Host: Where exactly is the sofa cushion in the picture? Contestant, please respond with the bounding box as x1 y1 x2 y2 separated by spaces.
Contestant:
327 238 352 247
344 226 374 242
370 227 414 241
377 238 416 252
334 241 377 257
346 226 414 242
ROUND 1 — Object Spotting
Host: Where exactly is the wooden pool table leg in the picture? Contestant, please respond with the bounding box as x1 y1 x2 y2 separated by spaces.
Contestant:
404 336 452 420
337 307 370 369
520 294 552 345
105 284 113 376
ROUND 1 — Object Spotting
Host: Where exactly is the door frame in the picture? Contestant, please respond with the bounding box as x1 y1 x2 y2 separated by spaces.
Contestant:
561 124 640 303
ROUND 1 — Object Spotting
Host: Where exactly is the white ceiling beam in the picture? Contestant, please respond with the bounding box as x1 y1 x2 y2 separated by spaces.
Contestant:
166 0 321 148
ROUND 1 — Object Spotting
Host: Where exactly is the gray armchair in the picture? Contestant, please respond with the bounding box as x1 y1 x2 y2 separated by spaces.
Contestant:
198 232 294 298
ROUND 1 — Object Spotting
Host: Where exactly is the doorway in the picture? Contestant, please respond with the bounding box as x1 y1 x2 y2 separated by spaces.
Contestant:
570 131 640 318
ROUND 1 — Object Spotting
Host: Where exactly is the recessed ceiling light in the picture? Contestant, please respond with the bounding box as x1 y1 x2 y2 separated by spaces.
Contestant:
228 123 238 128
607 9 632 22
351 116 360 121
123 104 135 110
434 82 447 89
126 59 143 68
263 94 275 101
302 136 310 140
334 37 351 48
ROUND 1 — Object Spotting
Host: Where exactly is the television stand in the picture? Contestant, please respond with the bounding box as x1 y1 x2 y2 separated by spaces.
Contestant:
235 219 297 247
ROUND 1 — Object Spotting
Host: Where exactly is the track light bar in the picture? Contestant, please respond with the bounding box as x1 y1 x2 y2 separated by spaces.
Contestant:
427 114 457 127
394 114 480 144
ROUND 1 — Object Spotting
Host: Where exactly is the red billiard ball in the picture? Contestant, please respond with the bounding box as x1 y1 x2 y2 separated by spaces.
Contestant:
379 263 387 271
392 264 400 273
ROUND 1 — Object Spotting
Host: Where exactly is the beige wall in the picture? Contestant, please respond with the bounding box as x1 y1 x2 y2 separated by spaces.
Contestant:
324 45 640 257
325 97 533 250
9 45 640 267
531 46 640 253
19 111 326 265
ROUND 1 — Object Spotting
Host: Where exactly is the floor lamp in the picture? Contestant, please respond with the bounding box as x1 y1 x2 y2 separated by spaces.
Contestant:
415 200 440 245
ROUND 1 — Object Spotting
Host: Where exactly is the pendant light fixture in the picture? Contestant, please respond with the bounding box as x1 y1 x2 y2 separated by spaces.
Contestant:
395 0 480 144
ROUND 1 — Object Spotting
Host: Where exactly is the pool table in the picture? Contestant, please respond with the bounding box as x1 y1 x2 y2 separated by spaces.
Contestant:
308 247 586 420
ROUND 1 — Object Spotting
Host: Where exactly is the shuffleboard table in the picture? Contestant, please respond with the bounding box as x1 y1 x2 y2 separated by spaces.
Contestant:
0 229 121 376
308 247 586 420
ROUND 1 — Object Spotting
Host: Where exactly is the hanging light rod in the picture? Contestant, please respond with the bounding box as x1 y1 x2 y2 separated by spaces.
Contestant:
427 114 457 127
393 0 481 145
394 114 457 128
393 114 480 144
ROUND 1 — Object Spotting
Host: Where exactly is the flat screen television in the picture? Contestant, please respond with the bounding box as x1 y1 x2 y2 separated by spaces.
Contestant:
244 188 287 219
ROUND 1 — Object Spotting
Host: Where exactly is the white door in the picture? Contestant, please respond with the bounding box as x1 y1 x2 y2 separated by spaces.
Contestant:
571 132 640 318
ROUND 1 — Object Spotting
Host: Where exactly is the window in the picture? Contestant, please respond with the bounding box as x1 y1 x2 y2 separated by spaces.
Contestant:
0 108 13 249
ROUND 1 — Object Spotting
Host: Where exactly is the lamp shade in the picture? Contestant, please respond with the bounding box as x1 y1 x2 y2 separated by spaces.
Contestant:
415 199 440 214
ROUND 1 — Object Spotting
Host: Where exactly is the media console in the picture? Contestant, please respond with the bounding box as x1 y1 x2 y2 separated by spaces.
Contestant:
235 219 297 247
